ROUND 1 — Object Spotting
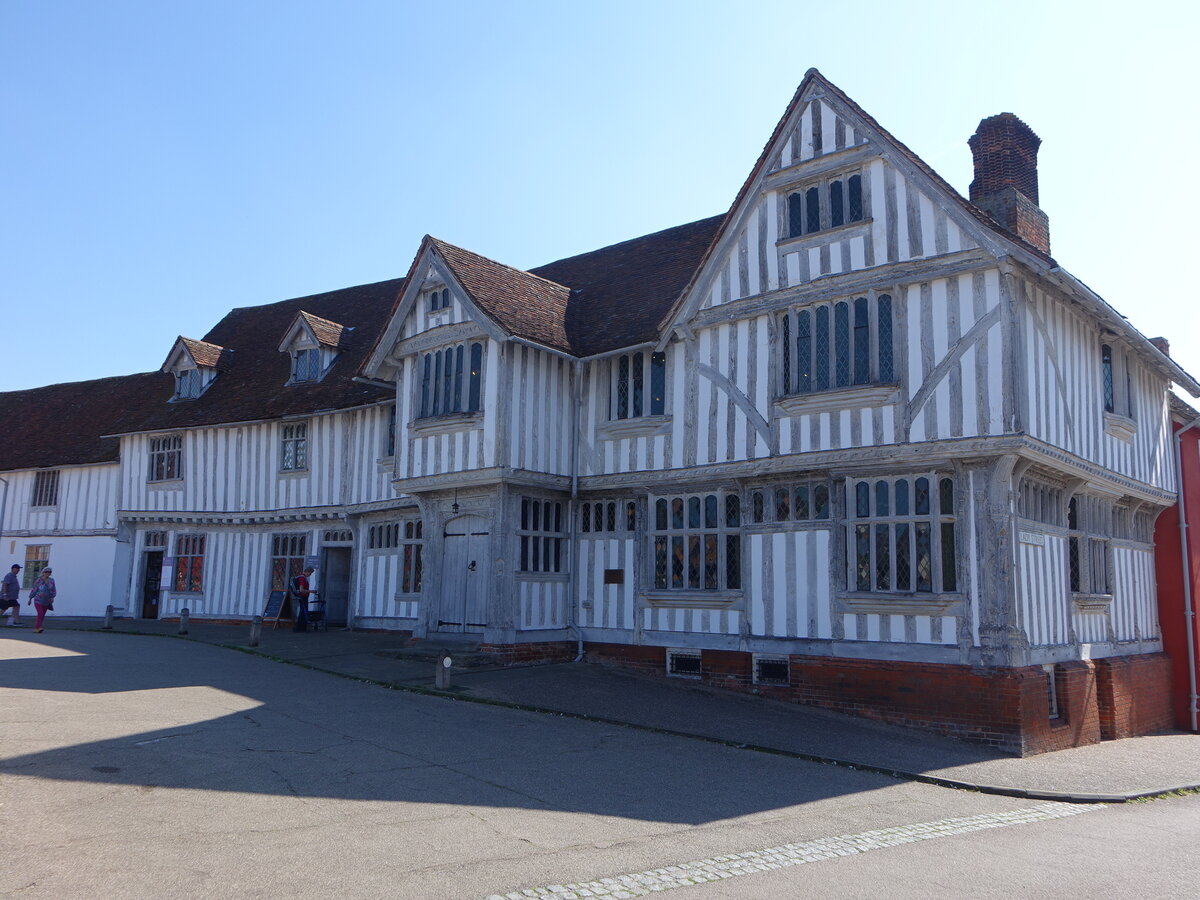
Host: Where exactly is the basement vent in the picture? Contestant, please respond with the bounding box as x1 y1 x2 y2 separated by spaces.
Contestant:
1044 664 1061 720
754 656 790 685
667 649 702 678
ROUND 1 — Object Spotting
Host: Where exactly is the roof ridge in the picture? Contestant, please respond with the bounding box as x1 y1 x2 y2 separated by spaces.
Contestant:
530 215 726 273
224 276 407 315
428 236 572 294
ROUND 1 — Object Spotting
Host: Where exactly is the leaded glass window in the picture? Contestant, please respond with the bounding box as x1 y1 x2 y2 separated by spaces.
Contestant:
651 492 740 591
849 475 958 594
779 295 895 396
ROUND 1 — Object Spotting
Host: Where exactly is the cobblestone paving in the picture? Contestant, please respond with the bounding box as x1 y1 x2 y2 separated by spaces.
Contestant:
484 802 1104 899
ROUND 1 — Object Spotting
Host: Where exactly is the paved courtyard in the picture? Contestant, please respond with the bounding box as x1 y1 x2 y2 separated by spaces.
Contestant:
2 630 1198 898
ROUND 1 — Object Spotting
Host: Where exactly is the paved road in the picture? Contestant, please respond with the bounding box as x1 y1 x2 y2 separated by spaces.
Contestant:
2 631 1195 899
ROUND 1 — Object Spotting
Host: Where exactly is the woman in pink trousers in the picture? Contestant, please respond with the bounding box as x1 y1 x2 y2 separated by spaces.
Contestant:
27 567 56 633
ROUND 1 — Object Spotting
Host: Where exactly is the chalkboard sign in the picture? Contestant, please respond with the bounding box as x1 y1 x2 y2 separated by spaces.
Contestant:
263 590 290 629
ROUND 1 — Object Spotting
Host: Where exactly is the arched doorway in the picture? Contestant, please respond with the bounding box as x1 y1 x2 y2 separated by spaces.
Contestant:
438 515 490 633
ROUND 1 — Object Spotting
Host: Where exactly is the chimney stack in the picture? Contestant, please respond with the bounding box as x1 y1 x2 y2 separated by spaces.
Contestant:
969 113 1050 255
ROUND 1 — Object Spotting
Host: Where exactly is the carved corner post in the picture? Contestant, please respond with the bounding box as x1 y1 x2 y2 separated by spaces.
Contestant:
484 483 516 646
974 454 1029 667
412 493 436 639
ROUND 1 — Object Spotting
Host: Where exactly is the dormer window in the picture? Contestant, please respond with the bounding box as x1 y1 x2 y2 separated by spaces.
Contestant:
174 368 203 400
292 348 321 383
428 287 451 312
280 311 351 386
162 336 226 402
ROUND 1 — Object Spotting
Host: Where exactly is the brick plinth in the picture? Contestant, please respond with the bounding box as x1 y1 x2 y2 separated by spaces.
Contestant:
478 641 576 664
581 643 1175 755
1094 653 1174 740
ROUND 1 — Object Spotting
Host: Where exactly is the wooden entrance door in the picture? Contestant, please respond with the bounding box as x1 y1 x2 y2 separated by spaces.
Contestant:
439 515 490 633
320 547 351 626
140 551 163 619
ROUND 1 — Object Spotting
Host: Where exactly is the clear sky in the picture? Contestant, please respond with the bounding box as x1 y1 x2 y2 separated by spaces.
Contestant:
2 1 1197 394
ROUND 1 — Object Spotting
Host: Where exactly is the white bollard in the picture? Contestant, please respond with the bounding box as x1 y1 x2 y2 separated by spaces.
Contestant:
178 607 189 635
249 615 262 647
436 653 452 689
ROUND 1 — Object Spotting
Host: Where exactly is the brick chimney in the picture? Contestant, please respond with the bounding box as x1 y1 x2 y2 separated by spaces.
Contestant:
969 113 1050 254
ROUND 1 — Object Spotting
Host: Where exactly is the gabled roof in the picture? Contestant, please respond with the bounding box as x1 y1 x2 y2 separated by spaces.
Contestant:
295 310 354 349
164 336 233 372
0 372 170 471
430 238 573 353
532 216 724 357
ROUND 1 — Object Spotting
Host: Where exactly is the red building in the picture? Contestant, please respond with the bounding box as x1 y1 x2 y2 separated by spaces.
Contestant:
1154 393 1200 733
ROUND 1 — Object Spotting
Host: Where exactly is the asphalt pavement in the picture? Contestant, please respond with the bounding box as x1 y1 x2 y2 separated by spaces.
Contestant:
13 615 1200 802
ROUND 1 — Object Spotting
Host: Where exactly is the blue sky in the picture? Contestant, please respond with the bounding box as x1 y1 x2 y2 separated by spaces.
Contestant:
2 1 1197 393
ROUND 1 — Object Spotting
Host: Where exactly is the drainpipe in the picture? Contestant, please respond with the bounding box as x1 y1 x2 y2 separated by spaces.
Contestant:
568 358 584 661
1173 415 1200 732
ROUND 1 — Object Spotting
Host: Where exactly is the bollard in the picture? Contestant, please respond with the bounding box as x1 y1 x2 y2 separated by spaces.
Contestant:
102 605 114 630
249 615 262 647
435 653 452 690
178 607 189 635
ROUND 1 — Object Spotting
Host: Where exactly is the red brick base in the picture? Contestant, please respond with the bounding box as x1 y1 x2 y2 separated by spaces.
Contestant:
478 641 577 664
1094 653 1174 740
577 643 1172 756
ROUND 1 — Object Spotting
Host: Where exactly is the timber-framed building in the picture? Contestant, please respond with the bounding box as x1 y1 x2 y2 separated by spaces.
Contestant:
2 70 1195 754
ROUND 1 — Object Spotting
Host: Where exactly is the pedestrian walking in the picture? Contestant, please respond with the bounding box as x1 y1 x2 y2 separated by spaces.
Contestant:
1 564 24 626
28 566 56 633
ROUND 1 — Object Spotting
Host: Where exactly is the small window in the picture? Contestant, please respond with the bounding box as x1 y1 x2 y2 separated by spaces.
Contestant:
22 545 50 588
518 497 566 573
610 351 667 420
31 470 59 508
428 287 451 312
1101 345 1114 414
667 649 702 678
280 422 308 472
786 171 866 239
292 348 321 383
1044 664 1061 720
174 368 203 400
385 404 397 457
419 342 484 418
173 534 206 592
269 533 307 592
1067 495 1113 597
580 500 635 534
148 435 182 483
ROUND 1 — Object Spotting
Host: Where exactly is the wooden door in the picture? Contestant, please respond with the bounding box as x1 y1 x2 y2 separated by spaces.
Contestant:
439 515 490 633
320 547 351 626
140 551 163 619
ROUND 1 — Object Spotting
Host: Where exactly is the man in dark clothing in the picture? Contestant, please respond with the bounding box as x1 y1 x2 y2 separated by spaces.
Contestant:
292 566 315 632
1 564 24 626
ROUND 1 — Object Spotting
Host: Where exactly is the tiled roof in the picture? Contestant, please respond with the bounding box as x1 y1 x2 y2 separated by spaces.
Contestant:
0 372 169 471
297 311 354 349
531 216 725 357
0 278 406 471
425 217 724 359
430 238 573 353
118 278 404 434
177 337 232 370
